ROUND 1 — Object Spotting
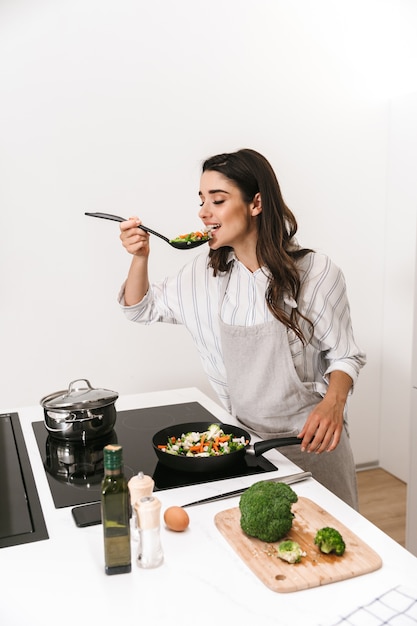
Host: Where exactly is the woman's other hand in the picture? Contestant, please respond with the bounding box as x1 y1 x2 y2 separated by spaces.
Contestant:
297 371 353 453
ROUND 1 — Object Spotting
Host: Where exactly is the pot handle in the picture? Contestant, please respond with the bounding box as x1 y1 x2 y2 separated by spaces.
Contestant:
64 410 104 423
45 409 103 426
45 419 72 433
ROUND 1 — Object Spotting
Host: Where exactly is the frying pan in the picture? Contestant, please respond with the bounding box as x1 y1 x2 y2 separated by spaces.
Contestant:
152 421 300 473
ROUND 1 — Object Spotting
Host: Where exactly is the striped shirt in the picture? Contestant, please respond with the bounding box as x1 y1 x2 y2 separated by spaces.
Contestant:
119 250 366 411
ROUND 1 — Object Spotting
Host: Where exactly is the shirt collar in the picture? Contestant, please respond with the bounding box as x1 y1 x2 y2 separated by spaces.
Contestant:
227 250 297 308
227 250 298 309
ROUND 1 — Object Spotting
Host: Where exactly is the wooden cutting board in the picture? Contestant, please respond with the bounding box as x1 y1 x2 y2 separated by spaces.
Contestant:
214 497 382 593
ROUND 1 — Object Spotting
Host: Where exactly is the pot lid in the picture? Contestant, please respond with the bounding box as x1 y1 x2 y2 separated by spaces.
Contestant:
40 379 118 410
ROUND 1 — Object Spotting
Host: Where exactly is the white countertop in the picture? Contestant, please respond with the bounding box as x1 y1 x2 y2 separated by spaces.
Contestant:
1 387 417 626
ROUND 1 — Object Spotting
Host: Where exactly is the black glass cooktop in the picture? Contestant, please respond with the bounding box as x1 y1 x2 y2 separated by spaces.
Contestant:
32 402 277 509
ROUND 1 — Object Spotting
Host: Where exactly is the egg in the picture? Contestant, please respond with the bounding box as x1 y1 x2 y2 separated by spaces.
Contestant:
163 506 190 532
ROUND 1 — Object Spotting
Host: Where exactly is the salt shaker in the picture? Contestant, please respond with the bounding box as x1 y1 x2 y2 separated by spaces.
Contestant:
135 496 164 568
128 472 155 541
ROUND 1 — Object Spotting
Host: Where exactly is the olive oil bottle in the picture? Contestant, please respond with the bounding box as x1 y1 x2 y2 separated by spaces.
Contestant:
101 444 131 575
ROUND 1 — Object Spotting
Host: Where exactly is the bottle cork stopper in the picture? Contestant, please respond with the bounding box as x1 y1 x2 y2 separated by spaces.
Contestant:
134 496 161 530
128 471 154 506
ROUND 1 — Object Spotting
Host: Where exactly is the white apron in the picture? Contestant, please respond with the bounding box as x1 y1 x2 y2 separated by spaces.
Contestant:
219 277 358 510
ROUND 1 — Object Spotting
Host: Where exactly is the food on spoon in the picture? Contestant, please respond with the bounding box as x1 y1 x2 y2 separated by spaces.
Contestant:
314 526 346 556
239 481 298 542
163 506 190 532
169 228 212 244
157 423 248 457
276 540 306 564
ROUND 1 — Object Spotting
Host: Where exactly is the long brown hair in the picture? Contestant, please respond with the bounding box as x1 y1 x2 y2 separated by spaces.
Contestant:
202 148 313 343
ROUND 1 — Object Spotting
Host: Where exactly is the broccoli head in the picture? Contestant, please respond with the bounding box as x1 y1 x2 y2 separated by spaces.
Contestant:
314 527 346 556
239 480 298 543
277 540 306 564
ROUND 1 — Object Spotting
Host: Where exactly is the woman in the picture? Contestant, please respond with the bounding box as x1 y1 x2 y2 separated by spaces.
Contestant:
118 148 366 509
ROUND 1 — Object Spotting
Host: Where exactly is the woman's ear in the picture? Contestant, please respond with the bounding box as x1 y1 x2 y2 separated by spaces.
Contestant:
251 192 262 216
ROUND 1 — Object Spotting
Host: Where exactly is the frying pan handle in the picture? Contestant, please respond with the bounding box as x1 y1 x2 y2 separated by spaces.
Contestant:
251 436 301 456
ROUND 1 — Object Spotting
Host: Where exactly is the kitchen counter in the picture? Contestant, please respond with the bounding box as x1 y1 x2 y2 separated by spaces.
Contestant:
1 387 417 626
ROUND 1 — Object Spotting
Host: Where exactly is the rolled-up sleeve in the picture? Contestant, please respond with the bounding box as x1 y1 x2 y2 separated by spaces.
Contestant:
294 252 366 391
118 280 179 325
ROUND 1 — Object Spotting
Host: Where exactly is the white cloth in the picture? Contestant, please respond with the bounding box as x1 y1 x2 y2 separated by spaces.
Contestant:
319 585 417 625
118 250 366 411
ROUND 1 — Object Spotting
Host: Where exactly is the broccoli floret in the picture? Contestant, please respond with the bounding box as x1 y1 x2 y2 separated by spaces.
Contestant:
239 481 298 543
277 540 306 564
314 527 346 556
206 423 222 439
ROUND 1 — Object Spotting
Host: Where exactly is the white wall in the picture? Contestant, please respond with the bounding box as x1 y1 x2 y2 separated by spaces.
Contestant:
381 92 417 481
1 0 417 472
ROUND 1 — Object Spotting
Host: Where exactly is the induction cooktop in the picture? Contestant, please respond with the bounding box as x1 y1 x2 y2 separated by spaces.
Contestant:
32 402 278 509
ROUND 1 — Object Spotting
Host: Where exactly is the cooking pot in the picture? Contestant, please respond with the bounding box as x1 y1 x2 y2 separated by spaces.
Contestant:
40 378 118 442
152 421 300 473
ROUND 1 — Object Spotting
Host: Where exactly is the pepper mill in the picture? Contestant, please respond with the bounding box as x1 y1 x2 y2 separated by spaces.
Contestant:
128 472 154 541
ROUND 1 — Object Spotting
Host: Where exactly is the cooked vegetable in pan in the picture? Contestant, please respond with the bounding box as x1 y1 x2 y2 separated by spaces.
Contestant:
157 423 248 457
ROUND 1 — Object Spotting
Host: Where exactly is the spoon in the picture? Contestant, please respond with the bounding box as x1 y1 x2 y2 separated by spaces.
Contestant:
85 212 210 250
